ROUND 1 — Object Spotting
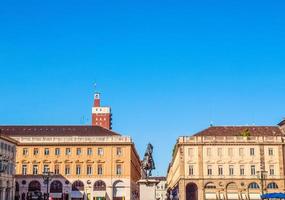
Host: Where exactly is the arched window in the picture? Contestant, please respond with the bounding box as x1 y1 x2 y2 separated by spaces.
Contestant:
50 181 63 193
94 180 106 191
267 182 278 189
205 182 216 189
28 181 41 192
248 182 260 189
72 180 84 191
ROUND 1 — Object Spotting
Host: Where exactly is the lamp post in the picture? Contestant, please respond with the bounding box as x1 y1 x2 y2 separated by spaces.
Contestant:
42 169 53 200
257 170 268 195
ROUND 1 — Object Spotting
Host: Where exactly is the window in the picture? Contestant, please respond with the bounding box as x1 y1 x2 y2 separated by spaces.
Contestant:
55 148 60 155
98 148 104 156
218 148 222 157
65 165 70 175
87 148 93 155
76 165 81 175
218 165 223 176
250 148 255 156
207 148 211 156
228 148 233 157
87 165 92 175
269 148 274 156
248 182 260 189
189 165 194 175
33 165 38 175
269 165 275 176
117 147 122 156
66 148 71 155
23 148 28 156
22 165 27 175
97 164 103 175
116 164 122 175
229 165 234 176
251 165 256 175
267 182 278 189
44 148 50 155
207 165 212 176
76 148 81 155
240 165 245 176
188 148 193 157
54 165 60 175
33 148 39 155
239 148 244 156
43 165 49 173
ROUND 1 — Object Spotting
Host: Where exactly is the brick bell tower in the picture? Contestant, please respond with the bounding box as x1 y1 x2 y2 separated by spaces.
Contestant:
92 91 112 129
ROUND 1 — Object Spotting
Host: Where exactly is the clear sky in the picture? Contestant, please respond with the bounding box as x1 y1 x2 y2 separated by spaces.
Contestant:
0 0 285 175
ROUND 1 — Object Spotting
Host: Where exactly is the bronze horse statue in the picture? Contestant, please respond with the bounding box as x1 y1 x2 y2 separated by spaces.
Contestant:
141 143 155 178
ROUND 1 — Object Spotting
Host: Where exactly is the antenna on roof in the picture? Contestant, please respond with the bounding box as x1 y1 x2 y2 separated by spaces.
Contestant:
210 121 214 127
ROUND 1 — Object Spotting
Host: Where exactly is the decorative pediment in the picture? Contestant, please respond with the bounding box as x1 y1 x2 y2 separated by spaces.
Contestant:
217 160 225 164
97 160 105 163
238 160 247 164
205 160 215 164
75 160 84 163
116 160 124 163
268 160 277 164
228 161 236 164
43 160 51 163
64 160 73 163
86 160 95 163
21 160 30 164
53 160 62 163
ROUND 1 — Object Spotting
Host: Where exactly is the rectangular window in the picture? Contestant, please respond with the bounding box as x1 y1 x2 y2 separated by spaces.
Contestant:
98 148 104 156
207 165 212 176
188 148 193 157
117 147 122 156
97 164 103 175
65 165 70 175
269 148 274 156
23 148 28 156
43 165 49 173
76 165 81 175
44 148 50 155
229 165 234 176
87 148 93 155
22 165 27 175
218 148 222 157
218 165 223 176
239 148 244 156
33 148 39 155
87 165 92 175
33 165 38 175
66 148 71 155
76 148 81 155
116 164 122 175
251 165 256 175
189 165 194 175
228 148 233 157
54 165 60 175
240 165 245 176
207 148 211 156
250 148 255 156
55 148 60 155
269 165 275 176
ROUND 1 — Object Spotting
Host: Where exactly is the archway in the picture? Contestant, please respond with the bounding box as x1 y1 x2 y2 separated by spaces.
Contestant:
248 182 260 200
28 181 42 200
186 183 198 200
71 180 84 200
93 181 106 200
226 182 238 200
204 182 216 200
50 180 63 200
113 180 125 200
15 182 20 200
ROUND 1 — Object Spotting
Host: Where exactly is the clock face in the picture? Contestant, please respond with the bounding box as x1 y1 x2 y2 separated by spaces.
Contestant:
95 94 100 99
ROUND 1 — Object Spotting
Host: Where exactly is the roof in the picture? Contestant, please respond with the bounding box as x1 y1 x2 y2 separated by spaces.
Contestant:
193 126 283 137
0 126 120 137
278 119 285 127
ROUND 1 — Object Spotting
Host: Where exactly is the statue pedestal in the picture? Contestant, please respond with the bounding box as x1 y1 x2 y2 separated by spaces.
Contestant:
138 179 160 200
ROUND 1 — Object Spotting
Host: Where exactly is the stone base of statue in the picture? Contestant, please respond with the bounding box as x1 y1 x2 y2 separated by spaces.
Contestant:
138 179 160 200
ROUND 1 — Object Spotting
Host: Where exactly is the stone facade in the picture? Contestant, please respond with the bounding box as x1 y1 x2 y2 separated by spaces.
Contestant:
167 125 285 200
0 134 17 200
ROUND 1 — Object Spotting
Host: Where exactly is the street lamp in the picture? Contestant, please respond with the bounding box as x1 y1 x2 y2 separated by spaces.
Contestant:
257 170 268 195
42 169 54 200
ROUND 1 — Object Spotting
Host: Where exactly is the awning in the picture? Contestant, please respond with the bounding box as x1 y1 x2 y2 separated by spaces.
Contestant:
261 193 285 199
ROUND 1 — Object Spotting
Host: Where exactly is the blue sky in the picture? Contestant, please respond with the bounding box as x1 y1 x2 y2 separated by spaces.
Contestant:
0 0 285 175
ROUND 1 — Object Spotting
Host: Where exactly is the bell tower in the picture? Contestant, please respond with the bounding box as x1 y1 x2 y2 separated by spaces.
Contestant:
92 91 112 129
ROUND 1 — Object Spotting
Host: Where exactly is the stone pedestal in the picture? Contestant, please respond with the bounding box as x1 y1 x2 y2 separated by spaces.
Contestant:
138 179 160 200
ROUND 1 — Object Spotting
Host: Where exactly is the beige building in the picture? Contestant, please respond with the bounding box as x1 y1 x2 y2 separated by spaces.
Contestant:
0 133 17 200
167 123 285 200
1 126 141 200
154 177 167 200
